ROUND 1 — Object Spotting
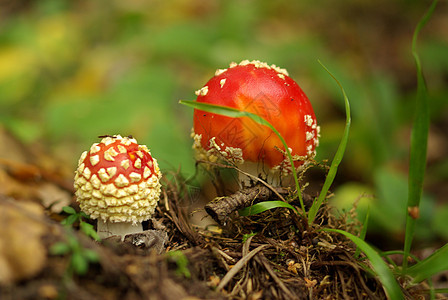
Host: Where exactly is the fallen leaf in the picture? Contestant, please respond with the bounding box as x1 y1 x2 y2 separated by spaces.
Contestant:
0 200 47 284
37 182 71 213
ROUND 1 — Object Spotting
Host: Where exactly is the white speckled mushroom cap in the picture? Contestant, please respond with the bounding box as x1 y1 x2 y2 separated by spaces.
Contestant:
74 135 162 224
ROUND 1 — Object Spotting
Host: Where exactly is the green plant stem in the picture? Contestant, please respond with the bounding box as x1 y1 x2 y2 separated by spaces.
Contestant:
402 0 437 272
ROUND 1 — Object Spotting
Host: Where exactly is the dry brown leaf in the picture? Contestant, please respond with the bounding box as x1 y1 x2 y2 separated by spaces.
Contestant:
304 277 317 288
0 200 47 284
0 168 36 200
37 182 71 213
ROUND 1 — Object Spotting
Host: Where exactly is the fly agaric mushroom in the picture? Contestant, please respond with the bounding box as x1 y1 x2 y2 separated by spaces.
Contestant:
74 135 162 240
192 60 319 186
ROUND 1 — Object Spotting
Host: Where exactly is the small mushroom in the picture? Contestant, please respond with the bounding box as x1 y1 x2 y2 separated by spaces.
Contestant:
74 135 162 240
192 60 320 186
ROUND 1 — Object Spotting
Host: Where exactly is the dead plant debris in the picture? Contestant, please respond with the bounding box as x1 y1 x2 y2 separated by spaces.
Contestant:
0 167 435 300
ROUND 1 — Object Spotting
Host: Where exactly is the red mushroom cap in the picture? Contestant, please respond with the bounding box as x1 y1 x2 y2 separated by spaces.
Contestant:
193 60 319 174
74 135 161 224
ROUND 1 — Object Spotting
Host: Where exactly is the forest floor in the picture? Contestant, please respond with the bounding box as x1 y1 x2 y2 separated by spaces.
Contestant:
0 129 438 300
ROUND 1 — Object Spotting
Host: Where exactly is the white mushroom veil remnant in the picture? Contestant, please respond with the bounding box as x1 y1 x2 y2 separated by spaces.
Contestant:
74 135 162 240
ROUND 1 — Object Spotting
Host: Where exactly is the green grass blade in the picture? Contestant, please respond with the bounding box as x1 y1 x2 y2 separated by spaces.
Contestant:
407 243 448 283
381 251 420 264
307 62 351 225
180 100 270 127
428 288 448 294
403 0 438 271
355 207 370 258
238 200 298 216
324 228 404 300
179 100 306 214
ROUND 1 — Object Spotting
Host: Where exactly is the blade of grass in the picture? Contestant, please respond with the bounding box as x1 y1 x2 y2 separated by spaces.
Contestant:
428 278 436 300
381 250 420 264
238 200 298 216
407 242 448 284
402 0 438 271
426 288 448 294
324 228 404 300
355 207 370 258
179 100 306 214
307 62 351 225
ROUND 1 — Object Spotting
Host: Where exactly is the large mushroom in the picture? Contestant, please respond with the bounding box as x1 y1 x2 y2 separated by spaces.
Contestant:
74 135 162 240
192 60 319 186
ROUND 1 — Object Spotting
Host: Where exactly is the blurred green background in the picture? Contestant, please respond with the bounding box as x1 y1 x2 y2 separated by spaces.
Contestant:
1 0 447 247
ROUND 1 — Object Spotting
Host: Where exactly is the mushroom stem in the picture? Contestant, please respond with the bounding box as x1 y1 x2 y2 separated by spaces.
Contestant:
238 162 281 188
97 220 143 241
237 162 257 188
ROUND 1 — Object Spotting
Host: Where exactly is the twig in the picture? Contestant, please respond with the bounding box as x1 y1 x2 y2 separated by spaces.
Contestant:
213 247 236 263
256 253 295 300
205 185 314 225
217 244 268 291
162 189 170 212
211 247 233 271
205 185 273 224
